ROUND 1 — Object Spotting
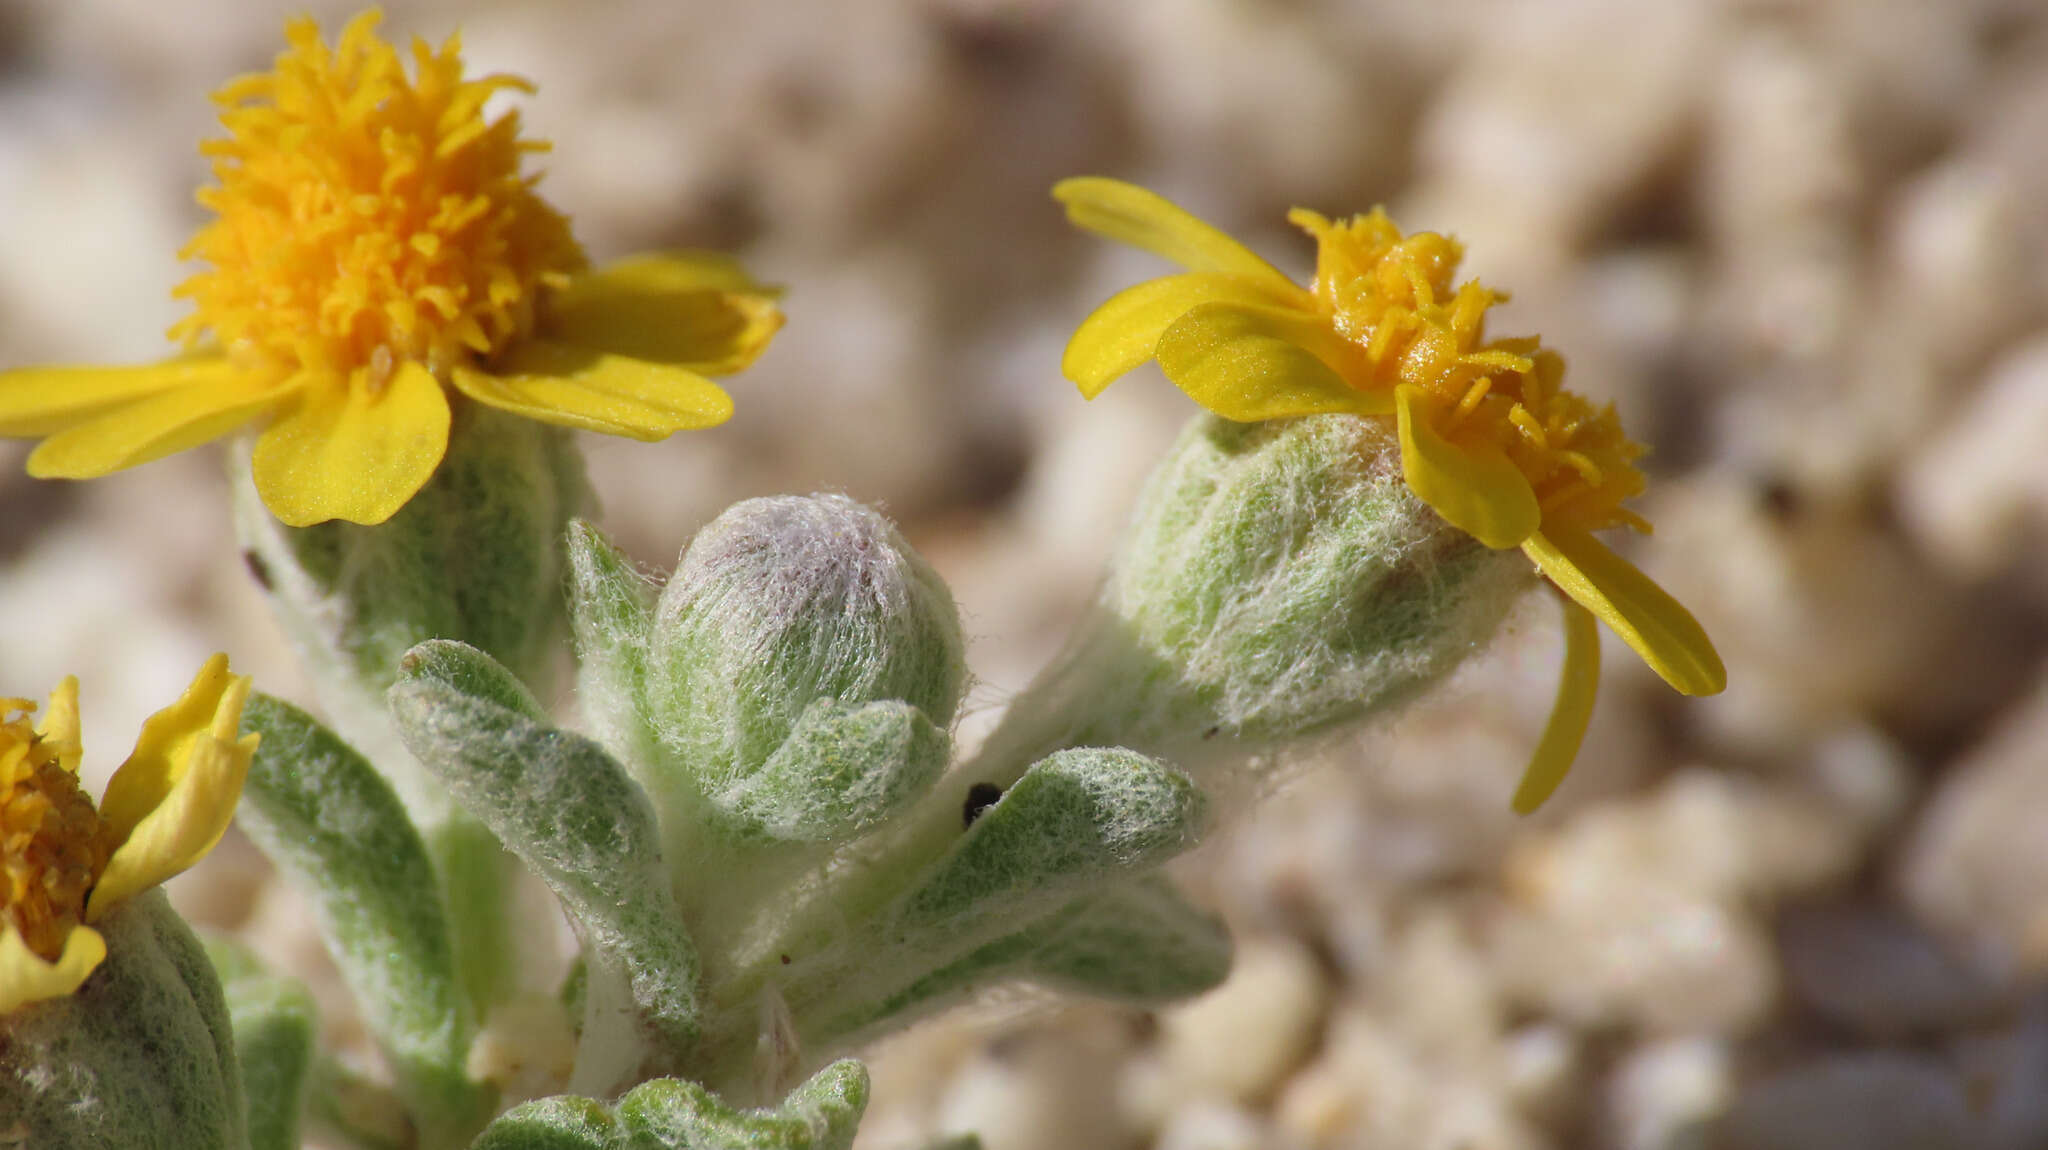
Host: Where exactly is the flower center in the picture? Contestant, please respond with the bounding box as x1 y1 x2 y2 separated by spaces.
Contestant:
169 12 585 387
1292 209 1649 535
1 701 108 962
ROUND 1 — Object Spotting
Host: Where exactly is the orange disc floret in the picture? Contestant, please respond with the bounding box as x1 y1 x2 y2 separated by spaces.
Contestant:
0 701 108 963
1291 208 1650 538
170 10 586 385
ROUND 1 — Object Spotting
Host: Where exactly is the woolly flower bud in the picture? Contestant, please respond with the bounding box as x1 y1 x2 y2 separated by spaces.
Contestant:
643 494 966 807
976 413 1532 786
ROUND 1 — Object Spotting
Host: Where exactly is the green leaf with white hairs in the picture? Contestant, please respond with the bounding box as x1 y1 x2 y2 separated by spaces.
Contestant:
470 1061 869 1150
808 875 1225 1050
760 749 1207 1055
898 747 1206 931
566 518 662 769
1024 875 1231 1003
237 694 491 1142
398 636 549 721
389 642 701 1092
204 936 318 1150
472 1096 622 1150
619 1059 869 1150
714 697 950 843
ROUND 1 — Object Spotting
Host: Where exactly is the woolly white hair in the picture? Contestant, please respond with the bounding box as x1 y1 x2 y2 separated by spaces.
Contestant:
971 413 1533 790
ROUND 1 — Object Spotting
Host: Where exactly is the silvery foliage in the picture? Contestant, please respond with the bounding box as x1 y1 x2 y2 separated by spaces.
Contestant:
5 414 1531 1149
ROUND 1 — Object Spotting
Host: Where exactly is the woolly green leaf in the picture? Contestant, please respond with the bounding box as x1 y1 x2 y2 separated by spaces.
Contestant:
716 698 950 843
204 937 318 1150
389 656 701 1063
566 518 662 768
799 750 1208 1049
470 1061 869 1150
399 638 548 722
237 694 489 1135
1026 875 1231 1003
812 877 1224 1048
473 1097 623 1150
899 748 1205 929
618 1060 869 1150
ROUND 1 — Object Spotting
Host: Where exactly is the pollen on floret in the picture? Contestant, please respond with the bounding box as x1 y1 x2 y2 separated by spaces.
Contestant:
168 10 586 386
0 701 108 962
1291 208 1650 537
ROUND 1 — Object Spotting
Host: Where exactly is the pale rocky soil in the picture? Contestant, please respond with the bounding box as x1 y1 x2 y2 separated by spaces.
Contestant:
5 1 2048 1147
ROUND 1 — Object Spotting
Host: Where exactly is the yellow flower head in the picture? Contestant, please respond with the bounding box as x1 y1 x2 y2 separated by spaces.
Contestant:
172 12 584 387
1055 177 1725 812
0 10 782 527
1 656 256 1014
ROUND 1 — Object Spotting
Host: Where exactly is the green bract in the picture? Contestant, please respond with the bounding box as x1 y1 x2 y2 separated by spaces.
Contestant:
0 894 245 1150
972 413 1532 787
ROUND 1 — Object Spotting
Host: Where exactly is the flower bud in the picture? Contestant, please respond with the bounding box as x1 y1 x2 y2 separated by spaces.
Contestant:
641 495 966 807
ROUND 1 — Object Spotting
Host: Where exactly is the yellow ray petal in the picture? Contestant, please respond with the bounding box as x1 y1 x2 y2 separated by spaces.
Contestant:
563 251 776 296
1154 302 1392 422
0 923 107 1014
89 668 255 921
453 341 734 440
251 363 450 527
544 255 784 375
1395 385 1540 550
24 369 291 479
1511 597 1602 815
1523 528 1727 697
95 655 237 845
37 675 82 774
1053 177 1307 300
1064 273 1313 398
0 354 235 437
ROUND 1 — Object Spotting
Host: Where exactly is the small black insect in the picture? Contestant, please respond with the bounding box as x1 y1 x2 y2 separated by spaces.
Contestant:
962 782 1003 828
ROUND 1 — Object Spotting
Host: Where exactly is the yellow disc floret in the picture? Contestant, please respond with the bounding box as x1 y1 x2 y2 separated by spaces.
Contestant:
170 10 585 387
1289 208 1648 537
1 699 108 963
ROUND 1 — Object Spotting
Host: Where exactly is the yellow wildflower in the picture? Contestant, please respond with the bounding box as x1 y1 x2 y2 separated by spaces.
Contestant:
0 11 782 527
1054 177 1725 812
1 656 255 1014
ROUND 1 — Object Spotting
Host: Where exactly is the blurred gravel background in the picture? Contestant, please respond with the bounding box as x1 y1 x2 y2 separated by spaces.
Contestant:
5 1 2048 1147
